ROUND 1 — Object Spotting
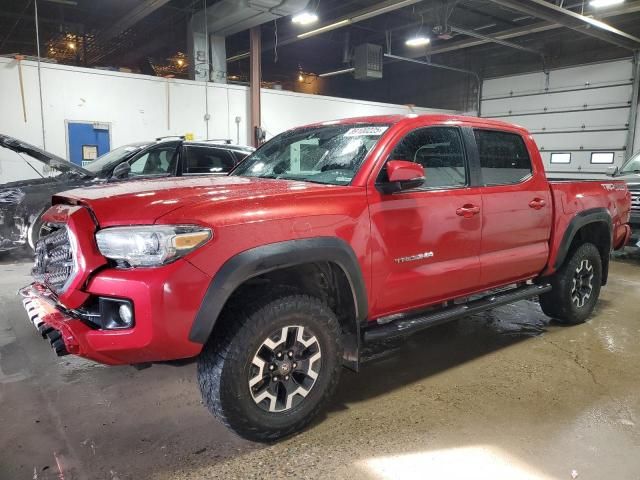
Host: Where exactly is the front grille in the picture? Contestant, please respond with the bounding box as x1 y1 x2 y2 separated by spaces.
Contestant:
32 225 75 294
631 193 640 212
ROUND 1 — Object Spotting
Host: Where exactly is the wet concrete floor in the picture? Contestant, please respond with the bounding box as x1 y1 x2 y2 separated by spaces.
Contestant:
1 251 639 479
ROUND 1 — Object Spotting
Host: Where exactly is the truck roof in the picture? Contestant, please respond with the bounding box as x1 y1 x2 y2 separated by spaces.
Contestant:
301 113 529 134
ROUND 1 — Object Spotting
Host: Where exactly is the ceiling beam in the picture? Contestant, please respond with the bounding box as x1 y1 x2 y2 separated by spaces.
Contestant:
227 0 428 62
427 2 640 56
449 22 546 70
486 0 640 51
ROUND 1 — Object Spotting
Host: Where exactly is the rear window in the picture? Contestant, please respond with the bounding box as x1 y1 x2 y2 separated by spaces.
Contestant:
184 146 236 174
474 129 532 185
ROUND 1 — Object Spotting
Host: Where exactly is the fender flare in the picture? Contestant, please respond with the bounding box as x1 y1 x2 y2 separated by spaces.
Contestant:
554 207 612 281
189 237 368 352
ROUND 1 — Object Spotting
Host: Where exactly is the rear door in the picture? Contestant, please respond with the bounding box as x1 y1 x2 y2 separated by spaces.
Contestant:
182 146 237 175
473 129 551 286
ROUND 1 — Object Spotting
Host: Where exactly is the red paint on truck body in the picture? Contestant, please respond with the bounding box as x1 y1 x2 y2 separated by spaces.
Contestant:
28 114 630 364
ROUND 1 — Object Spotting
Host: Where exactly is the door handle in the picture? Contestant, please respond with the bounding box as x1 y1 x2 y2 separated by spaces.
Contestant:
529 198 546 210
456 204 481 218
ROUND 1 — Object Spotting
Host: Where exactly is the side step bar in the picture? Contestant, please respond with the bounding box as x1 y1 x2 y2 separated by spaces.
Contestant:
363 283 552 343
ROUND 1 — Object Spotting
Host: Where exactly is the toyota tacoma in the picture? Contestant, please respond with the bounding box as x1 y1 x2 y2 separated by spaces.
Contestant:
21 115 632 441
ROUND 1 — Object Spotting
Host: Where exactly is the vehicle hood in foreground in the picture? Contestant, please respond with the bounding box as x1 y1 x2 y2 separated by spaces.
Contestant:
55 175 340 226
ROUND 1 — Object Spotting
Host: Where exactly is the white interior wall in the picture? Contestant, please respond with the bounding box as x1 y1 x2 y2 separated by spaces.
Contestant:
0 57 453 159
260 89 452 137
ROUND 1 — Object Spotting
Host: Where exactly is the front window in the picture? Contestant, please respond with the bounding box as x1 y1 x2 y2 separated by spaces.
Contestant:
84 143 148 174
128 143 179 177
384 126 467 189
620 152 640 174
232 124 389 185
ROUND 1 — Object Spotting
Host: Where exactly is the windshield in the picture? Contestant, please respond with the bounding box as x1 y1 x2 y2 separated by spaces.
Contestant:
620 152 640 174
232 124 389 185
84 143 149 174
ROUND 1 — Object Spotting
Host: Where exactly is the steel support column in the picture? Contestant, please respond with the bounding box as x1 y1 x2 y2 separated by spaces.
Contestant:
250 26 262 148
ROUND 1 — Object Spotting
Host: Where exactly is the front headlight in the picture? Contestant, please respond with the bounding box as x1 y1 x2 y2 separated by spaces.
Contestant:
95 225 211 267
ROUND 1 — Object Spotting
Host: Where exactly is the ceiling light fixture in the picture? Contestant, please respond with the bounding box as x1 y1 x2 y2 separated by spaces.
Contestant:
292 11 319 25
590 0 624 7
405 35 430 47
405 11 430 48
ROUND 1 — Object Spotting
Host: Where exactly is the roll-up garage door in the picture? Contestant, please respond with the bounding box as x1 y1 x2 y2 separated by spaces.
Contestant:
481 59 634 175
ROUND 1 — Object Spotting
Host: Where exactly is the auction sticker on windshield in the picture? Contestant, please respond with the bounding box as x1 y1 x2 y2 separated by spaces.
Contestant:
344 126 389 137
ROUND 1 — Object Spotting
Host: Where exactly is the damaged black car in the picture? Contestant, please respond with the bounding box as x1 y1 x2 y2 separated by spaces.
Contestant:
0 135 100 252
0 134 253 253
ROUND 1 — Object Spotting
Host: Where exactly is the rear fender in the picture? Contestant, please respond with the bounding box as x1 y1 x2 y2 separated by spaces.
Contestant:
553 208 612 284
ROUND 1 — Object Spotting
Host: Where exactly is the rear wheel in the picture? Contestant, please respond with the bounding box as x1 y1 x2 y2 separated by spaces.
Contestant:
197 294 343 441
539 242 602 324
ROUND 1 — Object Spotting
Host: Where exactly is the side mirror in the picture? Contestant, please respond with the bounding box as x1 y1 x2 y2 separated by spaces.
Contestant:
606 165 619 177
378 160 425 194
111 162 131 180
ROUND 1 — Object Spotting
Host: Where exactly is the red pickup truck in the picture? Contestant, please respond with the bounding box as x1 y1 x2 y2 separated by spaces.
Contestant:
22 114 631 441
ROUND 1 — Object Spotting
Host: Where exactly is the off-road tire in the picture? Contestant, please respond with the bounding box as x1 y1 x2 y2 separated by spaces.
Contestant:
197 294 343 442
539 242 602 324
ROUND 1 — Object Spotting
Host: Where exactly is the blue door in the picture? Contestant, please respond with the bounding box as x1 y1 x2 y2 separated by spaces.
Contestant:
67 122 110 166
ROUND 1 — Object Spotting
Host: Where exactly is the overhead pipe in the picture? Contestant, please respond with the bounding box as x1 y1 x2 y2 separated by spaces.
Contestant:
319 67 355 78
383 53 482 117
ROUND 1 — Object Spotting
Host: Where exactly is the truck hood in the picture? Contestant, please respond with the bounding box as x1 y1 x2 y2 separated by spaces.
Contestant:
55 175 337 226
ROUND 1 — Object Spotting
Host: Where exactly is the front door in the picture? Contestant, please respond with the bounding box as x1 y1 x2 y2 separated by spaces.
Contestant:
472 129 552 286
368 126 484 318
126 142 180 179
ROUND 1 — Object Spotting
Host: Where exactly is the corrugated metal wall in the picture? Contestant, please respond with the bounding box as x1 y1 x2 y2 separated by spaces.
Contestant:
481 58 634 175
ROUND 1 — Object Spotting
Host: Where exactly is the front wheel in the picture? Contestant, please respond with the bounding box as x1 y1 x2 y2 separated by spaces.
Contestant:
197 294 343 441
27 212 52 251
539 242 602 324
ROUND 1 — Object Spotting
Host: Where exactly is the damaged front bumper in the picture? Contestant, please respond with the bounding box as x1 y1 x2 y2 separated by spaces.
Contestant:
20 284 79 356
